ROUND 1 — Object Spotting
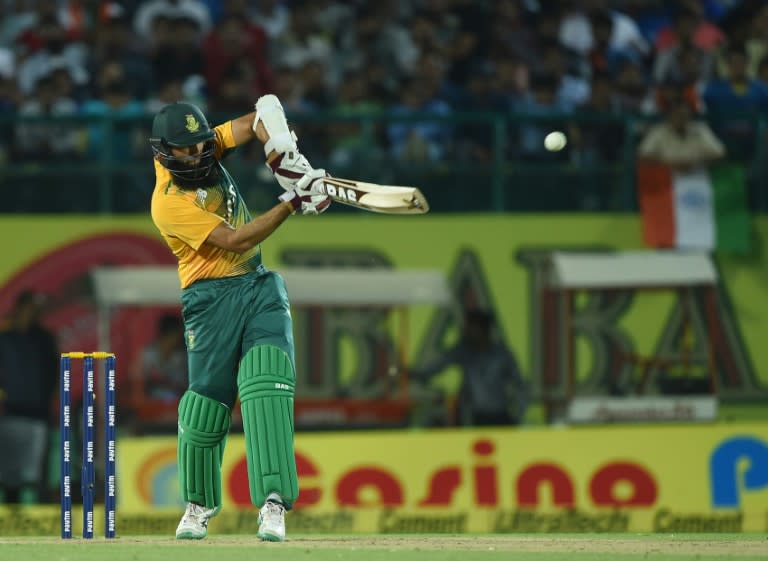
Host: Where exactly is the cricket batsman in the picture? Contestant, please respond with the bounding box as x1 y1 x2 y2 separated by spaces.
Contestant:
149 95 329 541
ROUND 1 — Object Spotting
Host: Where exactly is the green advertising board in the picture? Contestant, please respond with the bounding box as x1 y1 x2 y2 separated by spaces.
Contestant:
0 214 765 420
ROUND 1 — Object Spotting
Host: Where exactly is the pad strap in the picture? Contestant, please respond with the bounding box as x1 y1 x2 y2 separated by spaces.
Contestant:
238 345 299 509
177 391 231 509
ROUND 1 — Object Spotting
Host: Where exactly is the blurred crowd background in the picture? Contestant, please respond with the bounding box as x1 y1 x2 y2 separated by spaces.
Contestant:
1 0 768 213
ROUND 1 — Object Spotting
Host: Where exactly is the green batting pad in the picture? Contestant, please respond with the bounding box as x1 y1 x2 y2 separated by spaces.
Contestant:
177 391 231 509
238 345 299 509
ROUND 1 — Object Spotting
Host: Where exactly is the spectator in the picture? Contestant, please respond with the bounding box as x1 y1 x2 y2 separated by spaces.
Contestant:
622 0 671 45
404 8 448 74
48 60 85 102
705 43 768 113
387 78 453 162
650 39 713 116
636 93 727 251
133 0 212 41
570 71 625 164
411 309 528 427
559 0 649 60
491 54 529 105
743 4 768 78
148 14 206 87
337 3 417 84
252 0 290 40
588 9 644 76
81 60 146 156
286 59 334 159
207 64 252 116
80 60 148 211
569 70 627 209
145 77 185 114
202 12 273 103
270 4 332 73
454 63 508 163
0 46 15 83
13 71 79 162
360 58 400 107
87 4 153 101
313 0 356 36
613 59 650 113
638 93 725 173
13 1 63 51
58 0 93 41
654 4 725 54
10 64 83 212
270 63 314 114
131 313 188 404
538 39 590 109
328 71 385 169
15 13 89 96
532 2 565 47
414 51 456 106
513 71 573 160
653 43 713 110
441 0 491 88
0 1 37 47
0 290 59 503
703 42 768 158
487 0 537 64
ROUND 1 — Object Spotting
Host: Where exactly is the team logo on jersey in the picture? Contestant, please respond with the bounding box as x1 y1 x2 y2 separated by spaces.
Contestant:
195 188 207 205
185 114 200 133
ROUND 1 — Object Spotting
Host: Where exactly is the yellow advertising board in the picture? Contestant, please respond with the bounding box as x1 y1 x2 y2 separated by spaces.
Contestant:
117 423 768 534
1 424 766 536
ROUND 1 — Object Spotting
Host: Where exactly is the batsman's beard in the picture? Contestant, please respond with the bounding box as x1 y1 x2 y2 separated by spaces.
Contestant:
171 162 222 190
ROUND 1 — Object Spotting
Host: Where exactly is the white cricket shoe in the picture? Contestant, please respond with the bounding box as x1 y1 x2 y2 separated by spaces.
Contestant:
175 502 218 540
257 500 286 542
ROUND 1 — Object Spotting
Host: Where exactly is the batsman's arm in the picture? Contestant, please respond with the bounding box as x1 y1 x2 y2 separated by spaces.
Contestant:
205 170 325 252
206 180 329 251
232 110 282 167
252 118 280 164
230 112 259 145
205 200 294 254
250 95 332 194
230 109 297 166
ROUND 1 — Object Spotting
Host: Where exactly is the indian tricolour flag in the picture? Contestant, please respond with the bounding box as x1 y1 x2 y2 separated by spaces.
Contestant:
636 162 751 254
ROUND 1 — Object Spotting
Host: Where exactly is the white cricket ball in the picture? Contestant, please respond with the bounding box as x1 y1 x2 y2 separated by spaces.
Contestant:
544 131 567 152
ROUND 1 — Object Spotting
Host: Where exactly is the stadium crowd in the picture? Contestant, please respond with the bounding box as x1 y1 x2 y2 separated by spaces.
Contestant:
1 0 768 207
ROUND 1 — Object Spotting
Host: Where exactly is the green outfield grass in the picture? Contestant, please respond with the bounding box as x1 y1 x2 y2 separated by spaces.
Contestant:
0 534 765 561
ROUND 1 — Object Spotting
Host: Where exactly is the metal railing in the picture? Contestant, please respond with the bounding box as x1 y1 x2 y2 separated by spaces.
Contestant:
0 111 765 214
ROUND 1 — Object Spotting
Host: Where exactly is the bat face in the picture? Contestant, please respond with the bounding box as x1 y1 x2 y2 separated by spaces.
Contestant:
318 178 429 214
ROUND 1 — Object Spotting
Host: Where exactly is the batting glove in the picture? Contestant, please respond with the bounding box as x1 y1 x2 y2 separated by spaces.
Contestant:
268 150 317 192
279 189 331 216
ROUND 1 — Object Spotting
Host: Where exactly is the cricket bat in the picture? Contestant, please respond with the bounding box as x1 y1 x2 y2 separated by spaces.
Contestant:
317 177 429 215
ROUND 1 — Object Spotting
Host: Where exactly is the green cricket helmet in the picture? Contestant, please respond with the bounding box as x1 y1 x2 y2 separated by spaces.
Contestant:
149 102 217 186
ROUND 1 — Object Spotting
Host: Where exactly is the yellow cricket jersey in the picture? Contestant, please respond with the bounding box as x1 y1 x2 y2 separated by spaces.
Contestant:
151 121 263 288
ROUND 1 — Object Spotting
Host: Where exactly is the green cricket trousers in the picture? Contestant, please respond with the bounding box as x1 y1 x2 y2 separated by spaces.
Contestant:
180 269 295 407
